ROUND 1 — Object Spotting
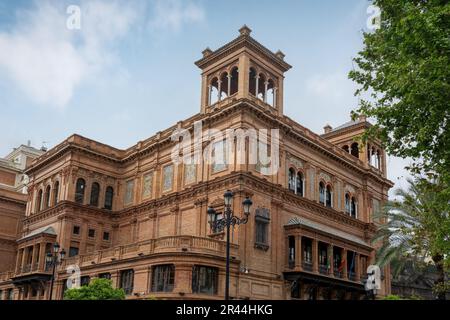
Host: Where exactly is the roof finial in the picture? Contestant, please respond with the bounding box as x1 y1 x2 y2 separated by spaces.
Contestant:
239 25 252 36
202 47 213 57
275 50 285 60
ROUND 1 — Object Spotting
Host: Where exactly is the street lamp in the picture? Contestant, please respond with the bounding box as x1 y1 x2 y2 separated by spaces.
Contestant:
207 190 252 300
46 242 65 300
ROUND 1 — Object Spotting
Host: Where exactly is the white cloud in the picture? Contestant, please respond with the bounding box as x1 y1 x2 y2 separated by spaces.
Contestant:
0 0 205 109
150 0 205 32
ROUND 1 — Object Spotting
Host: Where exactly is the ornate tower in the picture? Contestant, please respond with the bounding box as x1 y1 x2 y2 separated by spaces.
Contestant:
195 25 292 116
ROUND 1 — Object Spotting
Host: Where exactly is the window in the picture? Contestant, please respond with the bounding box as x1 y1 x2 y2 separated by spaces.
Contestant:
288 168 296 192
90 182 100 207
350 197 357 218
36 189 43 212
103 232 110 241
326 185 332 208
142 172 153 198
69 247 79 257
0 290 3 300
6 289 13 300
75 178 86 204
209 211 223 234
73 226 80 235
124 180 135 205
319 182 325 204
88 229 95 238
151 265 175 292
254 208 270 248
53 181 60 205
81 276 90 286
345 193 351 214
211 140 227 173
44 185 51 209
192 266 218 295
162 165 174 192
104 186 114 210
296 172 304 196
288 236 295 268
99 273 111 280
120 269 134 295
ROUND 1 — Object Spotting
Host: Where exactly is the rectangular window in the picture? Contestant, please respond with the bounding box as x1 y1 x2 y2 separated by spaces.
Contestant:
162 165 174 192
88 229 95 238
120 269 134 295
6 289 13 300
103 232 110 241
184 163 197 185
254 208 270 247
192 265 218 295
151 264 175 292
73 226 80 235
212 140 227 173
142 172 153 198
81 276 90 287
99 272 111 280
69 247 79 257
124 180 135 205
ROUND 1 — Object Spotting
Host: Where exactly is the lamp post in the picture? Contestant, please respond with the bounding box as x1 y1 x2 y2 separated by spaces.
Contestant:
207 190 252 300
45 242 65 300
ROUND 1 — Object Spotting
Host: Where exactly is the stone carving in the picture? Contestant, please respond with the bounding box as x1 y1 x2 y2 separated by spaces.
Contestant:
287 155 303 169
318 172 331 183
124 180 134 205
184 164 197 185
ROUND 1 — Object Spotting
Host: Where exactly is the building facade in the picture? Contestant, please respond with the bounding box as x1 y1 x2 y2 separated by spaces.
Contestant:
0 27 393 300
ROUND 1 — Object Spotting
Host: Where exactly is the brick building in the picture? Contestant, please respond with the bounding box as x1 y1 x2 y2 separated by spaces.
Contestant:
0 27 392 300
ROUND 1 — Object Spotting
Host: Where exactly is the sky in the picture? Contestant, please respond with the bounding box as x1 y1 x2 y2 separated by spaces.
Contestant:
0 0 412 196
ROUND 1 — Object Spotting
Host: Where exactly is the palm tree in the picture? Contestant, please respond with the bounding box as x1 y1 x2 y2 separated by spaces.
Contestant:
373 177 449 300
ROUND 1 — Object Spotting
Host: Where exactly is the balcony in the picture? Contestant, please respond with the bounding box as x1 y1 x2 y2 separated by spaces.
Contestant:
302 261 313 272
333 270 343 278
61 235 239 269
319 264 330 275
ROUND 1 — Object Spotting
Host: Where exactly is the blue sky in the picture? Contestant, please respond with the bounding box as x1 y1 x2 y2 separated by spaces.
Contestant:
0 0 411 193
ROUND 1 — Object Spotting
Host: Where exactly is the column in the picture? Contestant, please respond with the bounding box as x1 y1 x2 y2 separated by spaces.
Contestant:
295 235 302 270
30 244 37 271
329 244 334 276
273 87 278 108
312 239 318 273
217 80 222 101
255 75 259 97
355 253 360 282
208 85 212 106
342 248 348 279
39 243 46 270
264 81 268 103
15 248 23 274
227 74 231 96
21 247 28 273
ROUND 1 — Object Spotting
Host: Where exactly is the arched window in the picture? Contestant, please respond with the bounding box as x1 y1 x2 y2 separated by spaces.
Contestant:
257 73 266 101
296 172 304 196
350 143 359 158
345 193 351 214
249 67 257 96
90 182 100 207
326 185 332 208
75 178 86 204
229 67 238 95
53 181 60 205
219 72 228 100
319 182 325 204
266 79 275 107
104 186 114 210
36 189 43 212
44 185 51 209
342 145 349 153
209 77 219 105
350 197 357 218
288 168 296 192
